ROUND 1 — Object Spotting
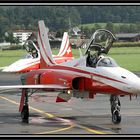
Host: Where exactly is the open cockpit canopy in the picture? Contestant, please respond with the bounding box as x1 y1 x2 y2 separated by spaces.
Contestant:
23 40 40 59
84 29 117 68
84 29 116 56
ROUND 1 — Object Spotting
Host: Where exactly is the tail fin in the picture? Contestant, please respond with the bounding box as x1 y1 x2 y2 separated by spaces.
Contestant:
37 20 55 68
57 32 73 57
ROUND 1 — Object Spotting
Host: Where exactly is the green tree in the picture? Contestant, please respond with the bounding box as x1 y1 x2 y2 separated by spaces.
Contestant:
5 32 20 45
105 22 114 33
120 24 130 33
94 23 101 30
129 24 137 33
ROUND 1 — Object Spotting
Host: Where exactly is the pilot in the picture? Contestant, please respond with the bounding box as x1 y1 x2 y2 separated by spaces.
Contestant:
90 53 99 67
86 50 92 67
86 50 98 67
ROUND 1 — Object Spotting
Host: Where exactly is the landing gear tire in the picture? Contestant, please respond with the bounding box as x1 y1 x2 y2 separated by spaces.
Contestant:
21 105 29 123
110 94 121 124
112 110 121 124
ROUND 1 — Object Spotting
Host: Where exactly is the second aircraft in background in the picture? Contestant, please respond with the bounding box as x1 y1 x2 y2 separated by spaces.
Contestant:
2 32 73 73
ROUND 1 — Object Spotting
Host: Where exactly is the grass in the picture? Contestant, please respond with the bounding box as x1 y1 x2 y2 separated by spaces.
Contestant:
0 50 27 67
0 47 140 72
79 23 106 29
79 23 133 29
110 47 140 54
109 54 140 72
109 47 140 72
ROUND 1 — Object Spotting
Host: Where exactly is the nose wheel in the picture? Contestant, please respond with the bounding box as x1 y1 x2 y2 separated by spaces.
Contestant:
110 94 121 124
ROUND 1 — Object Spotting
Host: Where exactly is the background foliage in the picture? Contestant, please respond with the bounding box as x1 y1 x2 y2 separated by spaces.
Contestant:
0 6 139 41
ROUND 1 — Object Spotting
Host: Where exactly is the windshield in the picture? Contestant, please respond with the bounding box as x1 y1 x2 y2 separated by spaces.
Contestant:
23 54 33 59
97 57 118 67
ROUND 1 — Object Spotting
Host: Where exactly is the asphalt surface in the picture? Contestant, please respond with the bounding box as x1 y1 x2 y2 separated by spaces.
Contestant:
0 72 140 136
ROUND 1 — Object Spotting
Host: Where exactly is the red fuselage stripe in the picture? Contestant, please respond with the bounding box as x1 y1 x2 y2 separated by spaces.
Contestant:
48 65 127 84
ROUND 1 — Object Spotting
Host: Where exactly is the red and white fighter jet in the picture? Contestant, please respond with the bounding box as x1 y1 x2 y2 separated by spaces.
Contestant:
2 31 73 73
1 20 140 124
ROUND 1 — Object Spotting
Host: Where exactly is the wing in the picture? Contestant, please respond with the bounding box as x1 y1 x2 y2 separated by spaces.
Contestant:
0 84 69 90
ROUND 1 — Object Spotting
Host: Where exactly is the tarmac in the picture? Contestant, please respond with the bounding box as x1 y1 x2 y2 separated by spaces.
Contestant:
0 72 140 136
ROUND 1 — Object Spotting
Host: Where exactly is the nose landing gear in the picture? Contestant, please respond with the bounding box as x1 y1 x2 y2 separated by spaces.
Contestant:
20 89 29 123
110 94 121 124
21 105 29 123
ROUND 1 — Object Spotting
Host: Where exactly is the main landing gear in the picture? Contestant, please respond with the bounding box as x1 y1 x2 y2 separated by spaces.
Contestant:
20 89 29 123
110 94 121 124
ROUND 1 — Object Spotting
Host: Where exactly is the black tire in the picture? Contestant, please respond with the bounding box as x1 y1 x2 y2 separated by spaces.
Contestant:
111 106 114 115
21 105 29 123
112 110 121 124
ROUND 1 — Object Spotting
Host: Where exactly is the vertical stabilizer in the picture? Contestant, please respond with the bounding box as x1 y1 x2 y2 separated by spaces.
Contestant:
37 20 55 68
57 32 73 57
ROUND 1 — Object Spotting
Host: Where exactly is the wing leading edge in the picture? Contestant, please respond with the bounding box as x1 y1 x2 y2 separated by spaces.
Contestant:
0 84 69 90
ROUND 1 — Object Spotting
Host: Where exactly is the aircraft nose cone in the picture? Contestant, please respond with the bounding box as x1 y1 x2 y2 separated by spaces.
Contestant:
133 79 140 95
123 77 140 95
